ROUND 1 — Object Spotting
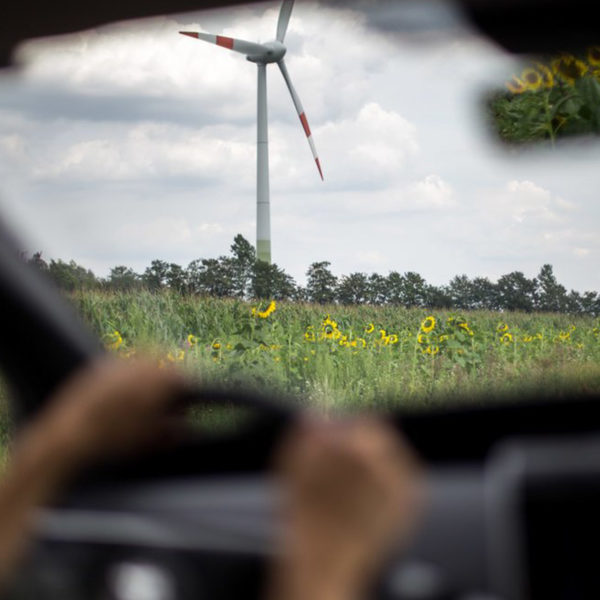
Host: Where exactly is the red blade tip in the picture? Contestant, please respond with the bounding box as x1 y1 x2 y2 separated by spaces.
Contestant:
179 31 199 38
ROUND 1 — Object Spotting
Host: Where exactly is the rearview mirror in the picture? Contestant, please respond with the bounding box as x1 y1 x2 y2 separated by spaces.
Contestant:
487 46 600 145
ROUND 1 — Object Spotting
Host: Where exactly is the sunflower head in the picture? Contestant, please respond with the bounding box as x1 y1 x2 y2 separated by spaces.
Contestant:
521 67 542 91
551 54 588 85
257 300 276 318
536 63 554 88
421 316 436 333
506 75 526 94
588 46 600 67
497 323 509 333
105 330 123 351
423 345 440 356
500 333 513 344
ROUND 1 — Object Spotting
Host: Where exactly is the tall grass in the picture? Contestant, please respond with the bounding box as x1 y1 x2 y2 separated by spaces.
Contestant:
67 290 600 411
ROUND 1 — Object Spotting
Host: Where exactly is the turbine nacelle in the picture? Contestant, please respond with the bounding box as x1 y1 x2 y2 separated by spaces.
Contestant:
246 41 286 64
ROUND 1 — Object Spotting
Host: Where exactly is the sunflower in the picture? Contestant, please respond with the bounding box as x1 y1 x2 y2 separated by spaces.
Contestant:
187 334 198 347
421 316 436 333
167 350 185 362
257 300 276 318
106 330 123 351
521 67 542 91
551 54 588 85
321 315 341 340
536 63 554 88
439 334 449 342
365 323 375 334
500 333 513 344
304 329 316 342
322 315 338 330
497 323 509 333
423 345 440 355
417 333 426 344
506 75 526 94
459 322 474 336
588 46 600 67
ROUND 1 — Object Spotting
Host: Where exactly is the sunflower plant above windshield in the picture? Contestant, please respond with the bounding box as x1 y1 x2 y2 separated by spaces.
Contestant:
488 46 600 144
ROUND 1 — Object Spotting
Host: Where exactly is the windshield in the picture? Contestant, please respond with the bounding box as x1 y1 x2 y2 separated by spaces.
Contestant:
1 0 599 411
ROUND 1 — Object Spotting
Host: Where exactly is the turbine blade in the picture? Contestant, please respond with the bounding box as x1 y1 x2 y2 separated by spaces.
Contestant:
276 0 294 42
278 60 324 180
179 31 267 57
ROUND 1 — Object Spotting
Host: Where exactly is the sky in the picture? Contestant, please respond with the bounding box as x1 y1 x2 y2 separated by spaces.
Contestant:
0 0 599 292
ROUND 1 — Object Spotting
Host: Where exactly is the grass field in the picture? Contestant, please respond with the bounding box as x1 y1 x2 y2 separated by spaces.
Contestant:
66 290 600 410
1 289 600 448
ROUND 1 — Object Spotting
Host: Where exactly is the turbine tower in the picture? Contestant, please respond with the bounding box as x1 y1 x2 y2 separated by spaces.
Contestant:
180 0 323 264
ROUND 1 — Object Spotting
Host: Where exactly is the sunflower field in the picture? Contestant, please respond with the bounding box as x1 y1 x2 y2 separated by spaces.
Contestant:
489 46 600 144
59 289 600 412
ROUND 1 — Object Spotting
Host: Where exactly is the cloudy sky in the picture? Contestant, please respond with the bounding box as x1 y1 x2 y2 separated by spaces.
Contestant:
0 1 599 292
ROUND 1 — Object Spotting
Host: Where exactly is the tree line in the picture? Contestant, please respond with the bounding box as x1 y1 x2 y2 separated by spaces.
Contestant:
26 234 600 316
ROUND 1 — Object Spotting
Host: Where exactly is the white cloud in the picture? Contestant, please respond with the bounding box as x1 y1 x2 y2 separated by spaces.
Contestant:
31 121 255 185
406 174 455 208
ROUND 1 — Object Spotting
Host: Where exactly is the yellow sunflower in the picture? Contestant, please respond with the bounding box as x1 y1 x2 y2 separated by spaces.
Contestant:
536 63 554 88
421 316 436 333
497 323 509 333
423 345 440 355
506 75 526 94
257 300 276 318
187 334 198 346
365 323 375 334
551 54 588 85
417 333 426 344
106 330 123 351
521 67 542 91
500 333 513 344
588 46 600 67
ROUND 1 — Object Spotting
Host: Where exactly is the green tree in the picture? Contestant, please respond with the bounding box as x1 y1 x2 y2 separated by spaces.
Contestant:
166 263 187 293
496 271 537 312
230 234 256 299
425 284 452 309
448 274 474 310
186 257 234 297
251 260 296 300
142 259 170 291
306 261 337 304
27 251 48 272
401 272 427 308
47 259 98 291
535 264 568 312
367 273 389 305
470 277 498 310
106 266 140 291
386 271 405 305
336 272 369 305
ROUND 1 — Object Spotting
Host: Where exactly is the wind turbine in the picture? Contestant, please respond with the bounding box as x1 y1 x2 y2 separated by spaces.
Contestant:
180 0 323 264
